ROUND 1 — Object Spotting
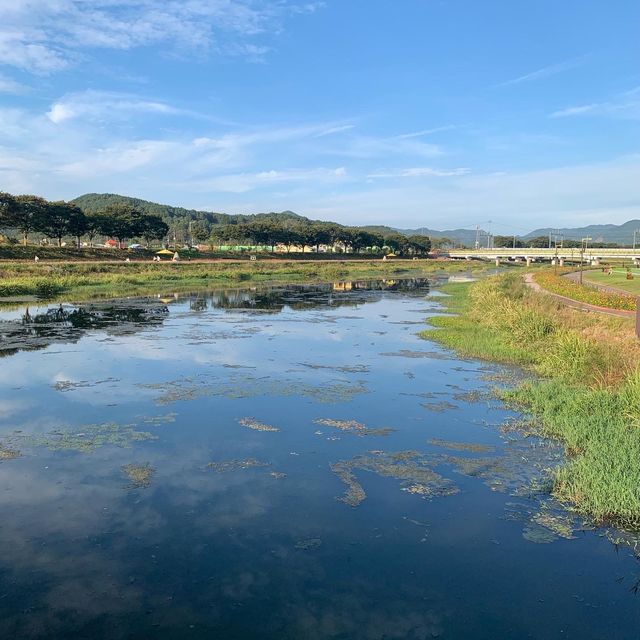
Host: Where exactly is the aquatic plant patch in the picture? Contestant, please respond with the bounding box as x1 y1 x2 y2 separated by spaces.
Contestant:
330 451 458 507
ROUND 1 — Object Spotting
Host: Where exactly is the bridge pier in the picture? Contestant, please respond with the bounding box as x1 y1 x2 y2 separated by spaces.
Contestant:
559 258 565 267
591 258 600 266
526 257 532 267
495 258 500 267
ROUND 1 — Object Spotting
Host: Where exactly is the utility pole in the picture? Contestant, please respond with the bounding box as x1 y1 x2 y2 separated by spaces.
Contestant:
475 225 480 250
579 236 592 285
633 229 640 251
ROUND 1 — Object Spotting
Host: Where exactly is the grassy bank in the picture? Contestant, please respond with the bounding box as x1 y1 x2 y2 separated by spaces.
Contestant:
533 268 637 311
422 273 640 528
584 269 640 296
0 259 484 302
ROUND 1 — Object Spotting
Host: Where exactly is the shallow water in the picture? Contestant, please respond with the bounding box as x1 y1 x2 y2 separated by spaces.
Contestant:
0 278 638 639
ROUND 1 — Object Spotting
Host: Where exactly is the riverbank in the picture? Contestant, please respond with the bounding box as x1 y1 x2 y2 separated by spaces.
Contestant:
422 272 640 528
0 259 487 303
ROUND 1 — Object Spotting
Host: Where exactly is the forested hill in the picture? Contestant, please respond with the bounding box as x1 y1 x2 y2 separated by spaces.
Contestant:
71 193 311 226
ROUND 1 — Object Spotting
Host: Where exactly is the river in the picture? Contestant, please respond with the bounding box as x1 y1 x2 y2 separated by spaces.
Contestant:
0 278 638 639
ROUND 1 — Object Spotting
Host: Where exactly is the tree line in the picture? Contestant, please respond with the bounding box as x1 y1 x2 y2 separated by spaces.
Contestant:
207 220 431 255
0 192 168 247
0 191 432 255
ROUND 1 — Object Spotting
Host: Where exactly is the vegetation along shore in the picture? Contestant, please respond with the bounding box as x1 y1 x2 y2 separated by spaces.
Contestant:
423 272 640 528
0 258 484 303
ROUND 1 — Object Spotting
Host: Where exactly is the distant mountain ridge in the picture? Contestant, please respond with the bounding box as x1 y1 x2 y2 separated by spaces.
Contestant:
523 220 640 244
71 193 639 246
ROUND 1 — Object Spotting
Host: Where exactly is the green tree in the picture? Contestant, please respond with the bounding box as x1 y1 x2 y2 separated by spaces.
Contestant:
405 235 432 255
0 192 18 230
38 201 87 247
141 215 169 247
190 220 210 243
12 195 48 245
99 204 147 245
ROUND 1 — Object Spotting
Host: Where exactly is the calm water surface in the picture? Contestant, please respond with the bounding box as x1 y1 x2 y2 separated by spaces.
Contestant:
0 278 638 639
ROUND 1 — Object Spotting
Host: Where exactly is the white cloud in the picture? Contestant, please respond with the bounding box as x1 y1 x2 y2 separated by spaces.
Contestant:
0 0 319 73
499 56 585 86
46 90 185 124
193 167 348 193
0 72 28 94
327 134 442 160
301 155 640 228
396 126 456 139
551 87 640 120
367 167 470 179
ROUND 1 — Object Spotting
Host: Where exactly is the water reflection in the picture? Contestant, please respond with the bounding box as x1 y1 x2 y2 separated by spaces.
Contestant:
0 278 433 357
0 278 639 639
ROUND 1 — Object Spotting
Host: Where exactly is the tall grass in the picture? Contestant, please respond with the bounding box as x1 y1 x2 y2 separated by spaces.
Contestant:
423 273 640 528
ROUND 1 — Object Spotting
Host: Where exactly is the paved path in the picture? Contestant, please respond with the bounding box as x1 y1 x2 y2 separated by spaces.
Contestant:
523 273 635 319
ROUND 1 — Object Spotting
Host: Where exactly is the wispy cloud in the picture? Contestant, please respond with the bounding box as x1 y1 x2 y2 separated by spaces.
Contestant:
396 126 456 139
0 72 27 94
192 167 348 193
367 167 470 179
0 1 322 74
551 87 640 119
46 90 187 124
499 56 585 87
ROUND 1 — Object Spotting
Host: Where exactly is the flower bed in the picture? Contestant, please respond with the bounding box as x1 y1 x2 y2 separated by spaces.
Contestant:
533 269 637 311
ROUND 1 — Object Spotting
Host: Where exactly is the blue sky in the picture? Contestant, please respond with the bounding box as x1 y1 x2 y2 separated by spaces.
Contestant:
0 0 638 232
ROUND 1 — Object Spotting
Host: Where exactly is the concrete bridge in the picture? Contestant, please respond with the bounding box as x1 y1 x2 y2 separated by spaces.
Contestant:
447 248 640 266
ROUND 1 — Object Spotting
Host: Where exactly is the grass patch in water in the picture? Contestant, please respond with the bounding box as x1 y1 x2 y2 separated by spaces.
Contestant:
238 417 279 432
314 418 394 437
122 463 155 489
208 459 269 473
422 272 640 528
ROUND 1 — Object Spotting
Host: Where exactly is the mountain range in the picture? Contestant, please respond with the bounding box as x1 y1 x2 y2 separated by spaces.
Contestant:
71 193 639 247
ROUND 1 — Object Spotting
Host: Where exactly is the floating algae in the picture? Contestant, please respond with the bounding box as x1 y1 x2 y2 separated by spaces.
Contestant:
207 459 269 473
421 401 458 413
330 451 458 507
0 443 21 460
295 538 322 550
402 483 458 498
53 377 120 392
122 463 155 489
13 423 158 454
329 462 367 506
297 362 370 374
428 438 495 454
452 389 496 404
379 349 452 361
140 373 368 405
141 413 177 425
437 435 562 496
314 418 394 437
238 417 279 432
504 502 577 544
